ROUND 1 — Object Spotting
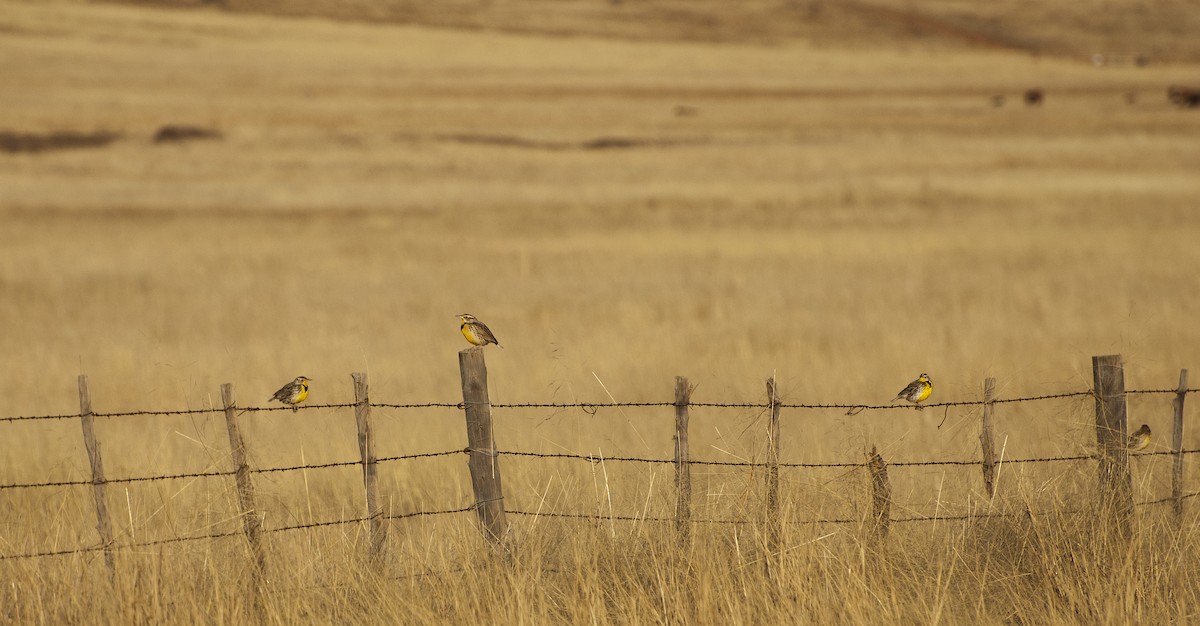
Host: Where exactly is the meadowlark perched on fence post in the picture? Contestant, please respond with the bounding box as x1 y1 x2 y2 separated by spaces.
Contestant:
892 373 932 410
458 314 501 348
269 376 311 411
1128 424 1151 451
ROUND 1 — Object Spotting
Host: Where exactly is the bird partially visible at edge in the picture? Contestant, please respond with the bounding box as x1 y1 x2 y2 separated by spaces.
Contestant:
269 376 312 411
1128 424 1151 451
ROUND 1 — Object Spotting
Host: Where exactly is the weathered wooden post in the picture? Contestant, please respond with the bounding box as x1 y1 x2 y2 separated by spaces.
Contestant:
352 372 387 562
1172 369 1188 523
765 376 782 557
1092 354 1132 539
78 375 116 577
980 377 998 498
221 383 267 587
459 348 508 545
868 445 891 540
673 376 692 544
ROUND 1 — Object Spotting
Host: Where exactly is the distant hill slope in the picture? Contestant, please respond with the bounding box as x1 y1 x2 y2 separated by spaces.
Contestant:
110 0 1200 61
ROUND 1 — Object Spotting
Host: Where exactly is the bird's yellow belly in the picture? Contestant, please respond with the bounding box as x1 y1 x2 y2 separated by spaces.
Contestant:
294 385 309 404
915 384 932 403
461 324 483 346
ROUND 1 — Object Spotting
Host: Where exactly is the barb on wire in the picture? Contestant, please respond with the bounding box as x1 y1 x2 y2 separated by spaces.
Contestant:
252 460 361 474
378 449 469 463
164 506 470 535
385 506 473 521
371 402 462 409
253 449 468 476
242 402 359 413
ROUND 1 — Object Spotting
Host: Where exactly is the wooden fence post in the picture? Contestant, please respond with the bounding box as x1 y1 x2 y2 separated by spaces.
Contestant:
459 349 508 545
78 375 116 577
673 376 691 544
1172 369 1188 523
221 384 267 586
868 445 891 540
1092 354 1132 539
352 372 386 562
765 376 782 558
980 377 998 498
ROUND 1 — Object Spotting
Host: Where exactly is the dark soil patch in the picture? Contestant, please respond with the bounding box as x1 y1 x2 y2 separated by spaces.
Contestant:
153 124 222 144
0 131 121 154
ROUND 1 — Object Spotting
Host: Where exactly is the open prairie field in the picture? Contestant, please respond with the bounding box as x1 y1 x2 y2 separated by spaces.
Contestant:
2 0 1200 623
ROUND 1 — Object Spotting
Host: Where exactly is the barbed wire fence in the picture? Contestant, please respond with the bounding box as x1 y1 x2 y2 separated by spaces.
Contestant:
0 355 1192 571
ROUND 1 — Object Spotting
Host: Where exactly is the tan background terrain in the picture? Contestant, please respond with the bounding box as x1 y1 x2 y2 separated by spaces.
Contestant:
2 0 1199 622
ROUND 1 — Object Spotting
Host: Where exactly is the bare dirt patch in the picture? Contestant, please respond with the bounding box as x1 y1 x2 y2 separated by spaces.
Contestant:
0 130 120 154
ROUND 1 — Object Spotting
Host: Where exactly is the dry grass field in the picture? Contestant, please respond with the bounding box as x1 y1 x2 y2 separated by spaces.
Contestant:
3 0 1200 623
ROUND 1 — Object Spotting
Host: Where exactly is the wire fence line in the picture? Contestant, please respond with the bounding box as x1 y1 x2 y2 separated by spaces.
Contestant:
9 486 1196 564
3 387 1195 424
1 383 1193 563
5 444 1197 493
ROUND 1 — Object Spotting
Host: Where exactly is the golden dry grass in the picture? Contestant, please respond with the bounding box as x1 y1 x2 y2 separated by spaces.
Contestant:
2 0 1200 623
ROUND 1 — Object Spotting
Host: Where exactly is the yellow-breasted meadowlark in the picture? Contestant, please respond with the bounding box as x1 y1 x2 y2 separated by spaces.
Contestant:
269 376 311 411
458 314 501 348
1128 424 1151 451
892 373 932 410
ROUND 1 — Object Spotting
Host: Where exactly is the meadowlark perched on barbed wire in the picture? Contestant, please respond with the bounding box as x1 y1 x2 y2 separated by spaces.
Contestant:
892 373 932 410
1128 424 1151 451
458 313 501 348
269 376 311 411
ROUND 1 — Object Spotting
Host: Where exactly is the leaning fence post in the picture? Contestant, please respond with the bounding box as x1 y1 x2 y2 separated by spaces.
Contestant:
1172 369 1188 523
78 375 116 577
459 348 508 545
765 376 782 558
868 445 891 540
673 376 692 544
352 372 386 562
221 384 267 587
1092 354 1133 539
980 377 998 498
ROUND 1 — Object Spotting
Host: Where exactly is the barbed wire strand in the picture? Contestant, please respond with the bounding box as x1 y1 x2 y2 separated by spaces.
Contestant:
508 492 1200 527
0 507 471 561
0 449 469 492
4 388 1195 423
494 448 1200 469
5 487 1195 562
0 469 235 491
6 446 1196 493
